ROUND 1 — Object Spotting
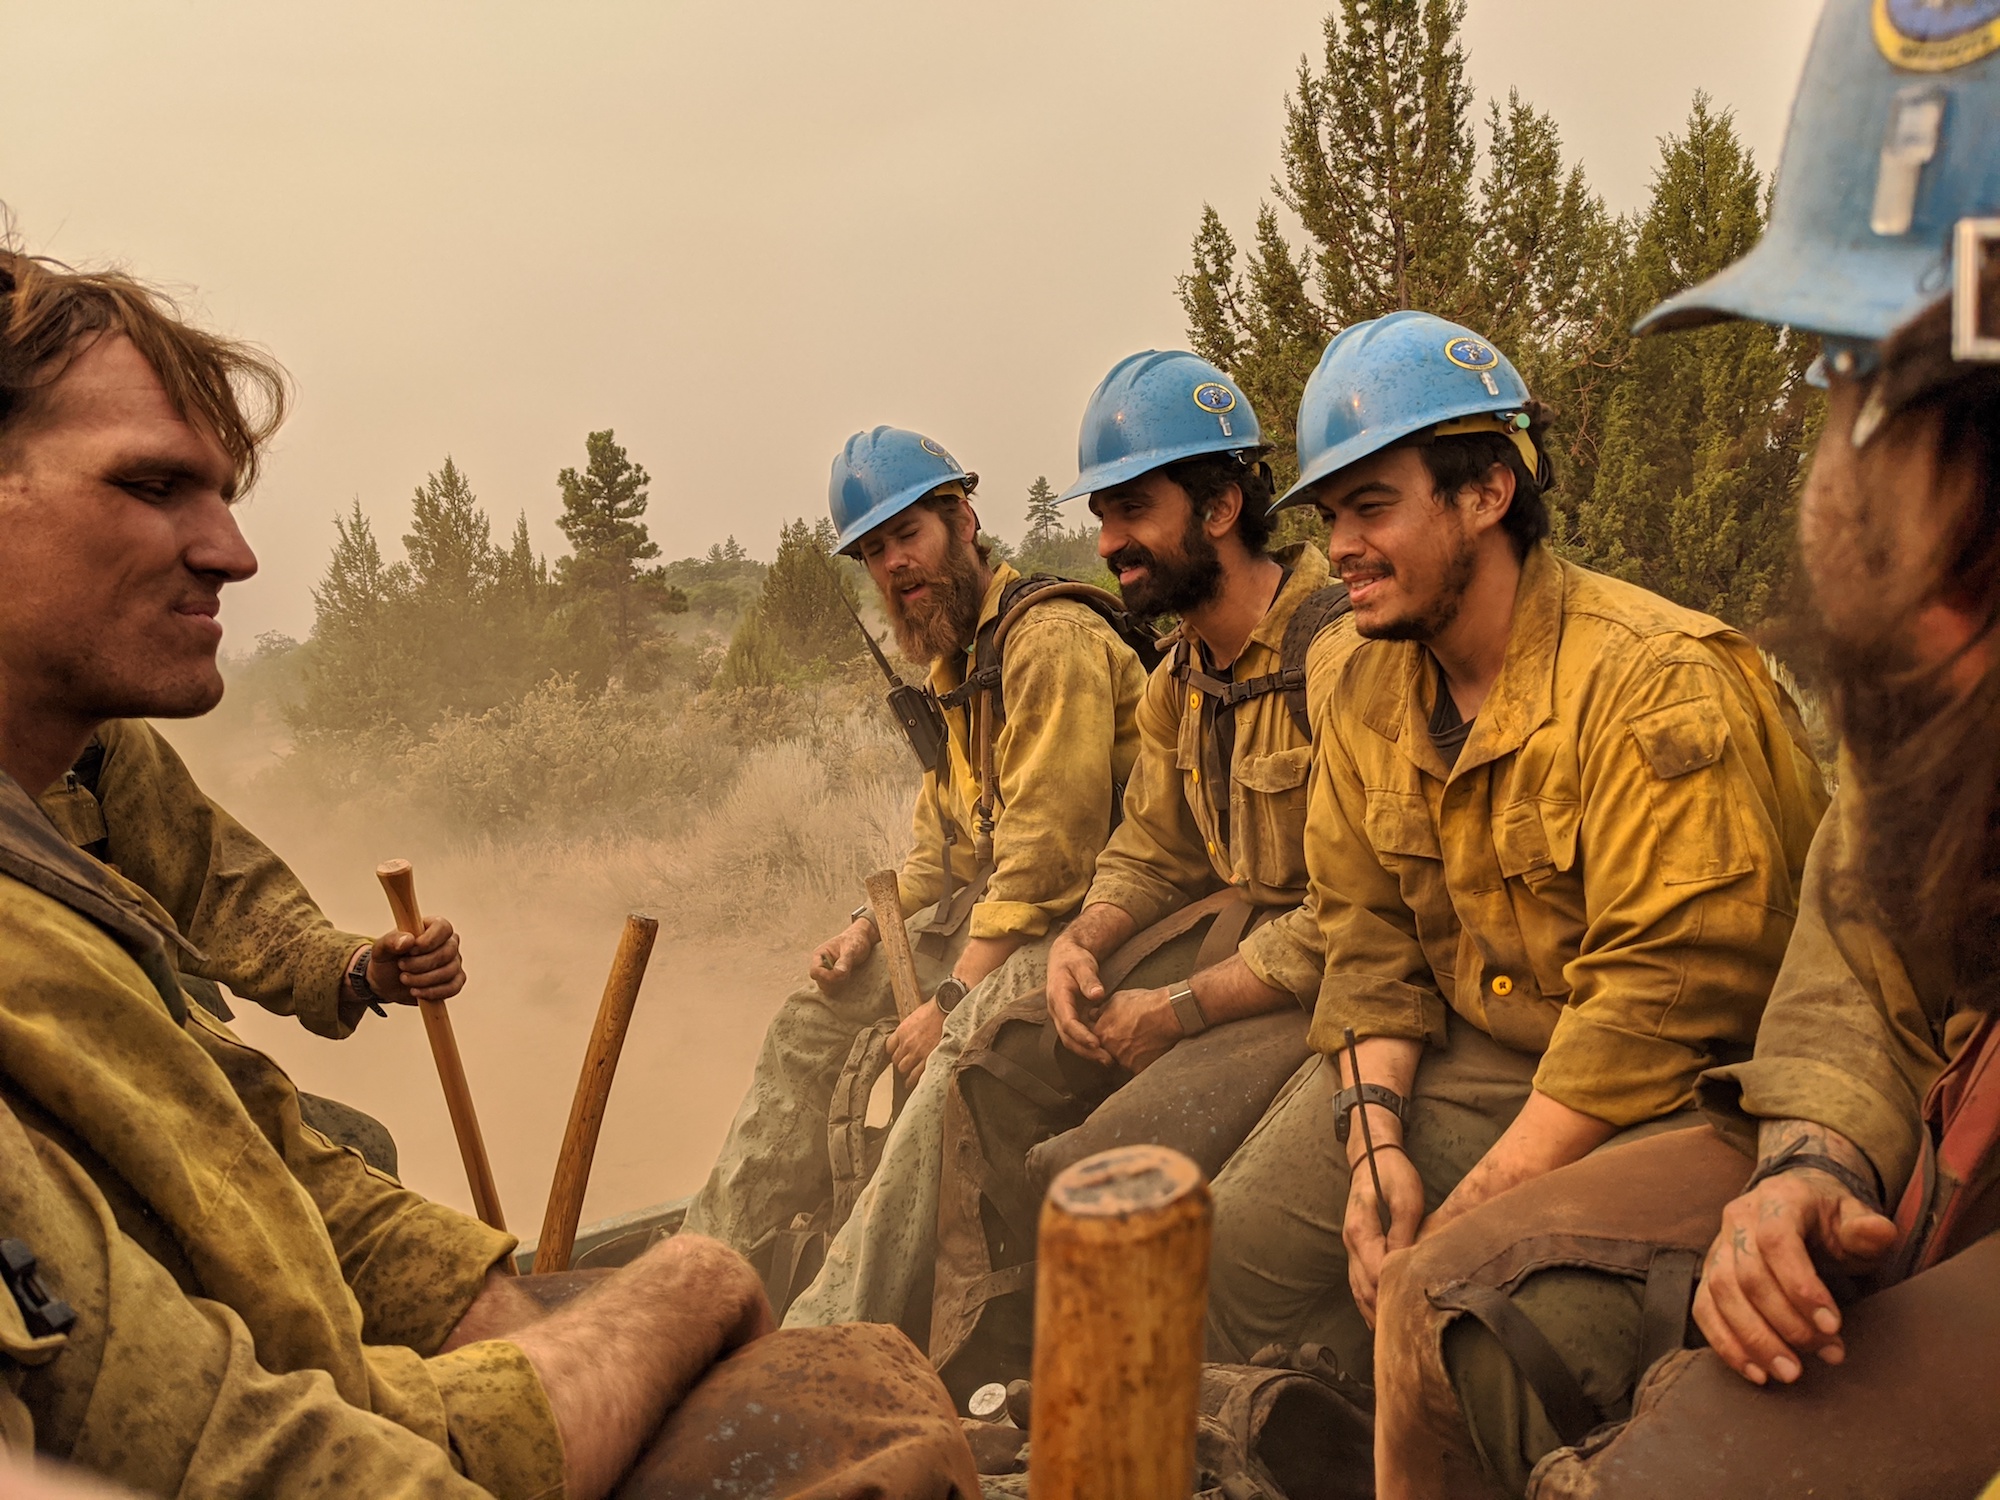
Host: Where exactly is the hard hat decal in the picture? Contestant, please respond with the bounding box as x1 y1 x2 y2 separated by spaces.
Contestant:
1443 337 1500 371
1192 382 1237 414
918 436 954 462
1874 0 2000 71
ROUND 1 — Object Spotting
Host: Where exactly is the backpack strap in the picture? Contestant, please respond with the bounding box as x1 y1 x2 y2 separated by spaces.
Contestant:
1172 583 1352 742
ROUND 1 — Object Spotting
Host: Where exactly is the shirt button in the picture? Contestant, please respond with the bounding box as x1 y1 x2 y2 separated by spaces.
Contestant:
1190 769 1200 785
1206 840 1217 856
1490 974 1514 997
1190 692 1201 710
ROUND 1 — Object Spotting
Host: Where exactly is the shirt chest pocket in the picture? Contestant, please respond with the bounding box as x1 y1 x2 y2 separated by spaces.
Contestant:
1628 699 1754 885
1493 797 1580 890
1235 745 1313 889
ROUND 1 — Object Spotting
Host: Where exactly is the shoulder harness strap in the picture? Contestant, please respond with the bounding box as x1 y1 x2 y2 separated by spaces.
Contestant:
1175 582 1353 741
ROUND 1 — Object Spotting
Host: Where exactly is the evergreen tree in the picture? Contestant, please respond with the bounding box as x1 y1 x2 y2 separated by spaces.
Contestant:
555 429 684 657
1023 476 1065 551
493 511 549 613
292 501 417 738
404 457 495 612
1180 2 1621 493
757 517 862 672
1567 97 1816 626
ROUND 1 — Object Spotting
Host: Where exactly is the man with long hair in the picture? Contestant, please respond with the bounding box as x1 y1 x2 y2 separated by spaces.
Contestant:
0 244 977 1497
683 426 1147 1316
1370 3 2000 1493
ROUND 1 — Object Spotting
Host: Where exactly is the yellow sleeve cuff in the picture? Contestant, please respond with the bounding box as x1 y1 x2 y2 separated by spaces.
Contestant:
1533 1008 1706 1128
968 899 1055 942
1309 973 1449 1053
429 1340 567 1500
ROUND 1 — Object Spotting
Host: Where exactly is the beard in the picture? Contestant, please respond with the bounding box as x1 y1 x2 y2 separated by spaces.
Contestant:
1108 509 1224 622
1346 521 1478 643
881 531 987 663
1799 602 2000 1014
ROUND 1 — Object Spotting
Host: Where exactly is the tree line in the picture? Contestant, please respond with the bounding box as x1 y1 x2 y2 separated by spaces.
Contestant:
1182 0 1815 628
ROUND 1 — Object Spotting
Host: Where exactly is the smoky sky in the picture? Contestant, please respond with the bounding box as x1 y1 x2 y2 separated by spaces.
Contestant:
2 0 1819 644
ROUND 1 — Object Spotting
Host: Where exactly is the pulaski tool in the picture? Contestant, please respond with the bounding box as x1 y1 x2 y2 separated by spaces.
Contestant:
377 859 508 1235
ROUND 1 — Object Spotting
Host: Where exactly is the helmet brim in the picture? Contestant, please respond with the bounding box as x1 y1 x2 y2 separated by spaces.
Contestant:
1636 234 1948 344
834 470 976 556
1271 396 1530 512
1057 442 1259 504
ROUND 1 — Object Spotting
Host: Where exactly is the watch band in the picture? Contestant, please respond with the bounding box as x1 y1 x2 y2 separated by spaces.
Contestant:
1742 1137 1885 1216
850 903 877 928
346 946 388 1019
1167 982 1209 1038
1332 1081 1407 1144
933 976 970 1015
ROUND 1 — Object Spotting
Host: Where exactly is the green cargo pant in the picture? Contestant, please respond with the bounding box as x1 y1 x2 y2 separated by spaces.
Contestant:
1206 1009 1540 1377
681 908 966 1266
782 939 1057 1335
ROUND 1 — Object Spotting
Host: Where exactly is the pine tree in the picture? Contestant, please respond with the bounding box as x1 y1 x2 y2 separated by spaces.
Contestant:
1180 2 1622 494
1023 476 1065 551
404 457 495 611
757 517 862 672
1567 97 1816 626
555 429 683 657
292 501 418 739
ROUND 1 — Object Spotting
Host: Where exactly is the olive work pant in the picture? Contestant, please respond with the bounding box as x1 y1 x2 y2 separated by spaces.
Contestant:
781 939 1063 1336
1373 1127 2000 1500
686 907 1060 1281
1206 1014 1701 1382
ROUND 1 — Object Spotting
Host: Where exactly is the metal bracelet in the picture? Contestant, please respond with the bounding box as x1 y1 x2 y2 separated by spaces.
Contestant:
1167 981 1209 1038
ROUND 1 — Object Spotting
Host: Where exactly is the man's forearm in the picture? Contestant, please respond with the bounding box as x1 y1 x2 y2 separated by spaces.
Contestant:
955 933 1024 990
1185 954 1293 1025
1429 1089 1616 1230
508 1236 768 1500
1060 901 1140 962
1755 1118 1883 1200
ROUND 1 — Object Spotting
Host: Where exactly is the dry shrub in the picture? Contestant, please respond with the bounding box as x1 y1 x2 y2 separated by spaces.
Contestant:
398 676 734 833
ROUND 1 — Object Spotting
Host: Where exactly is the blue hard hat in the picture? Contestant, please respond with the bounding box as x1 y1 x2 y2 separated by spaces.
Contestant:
1275 311 1536 510
1638 0 2000 349
828 426 978 556
1058 351 1262 503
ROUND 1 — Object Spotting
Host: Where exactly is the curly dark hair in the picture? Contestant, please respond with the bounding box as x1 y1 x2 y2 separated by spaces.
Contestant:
1402 401 1556 558
1161 450 1276 554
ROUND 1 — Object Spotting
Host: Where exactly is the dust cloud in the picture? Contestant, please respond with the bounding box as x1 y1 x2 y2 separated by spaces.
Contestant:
156 695 911 1236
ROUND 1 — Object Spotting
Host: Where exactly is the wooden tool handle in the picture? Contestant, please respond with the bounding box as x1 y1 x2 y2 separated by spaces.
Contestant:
1028 1145 1211 1500
375 859 508 1235
864 869 926 1021
535 912 660 1274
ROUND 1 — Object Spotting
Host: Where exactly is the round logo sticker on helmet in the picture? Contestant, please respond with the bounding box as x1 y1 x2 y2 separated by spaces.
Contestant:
1192 382 1237 415
1875 0 2000 70
918 436 954 462
1443 336 1500 372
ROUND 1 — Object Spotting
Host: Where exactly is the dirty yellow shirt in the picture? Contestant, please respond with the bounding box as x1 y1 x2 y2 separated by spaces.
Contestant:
1308 546 1829 1127
1698 773 1977 1201
1083 544 1359 1001
897 562 1147 940
37 718 373 1039
0 858 561 1495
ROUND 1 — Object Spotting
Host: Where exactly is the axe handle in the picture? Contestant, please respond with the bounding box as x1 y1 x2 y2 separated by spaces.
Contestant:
376 860 509 1236
536 913 660 1274
865 869 925 1021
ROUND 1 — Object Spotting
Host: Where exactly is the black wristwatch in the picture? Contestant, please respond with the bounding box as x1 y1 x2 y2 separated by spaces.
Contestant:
1332 1081 1408 1144
932 976 970 1015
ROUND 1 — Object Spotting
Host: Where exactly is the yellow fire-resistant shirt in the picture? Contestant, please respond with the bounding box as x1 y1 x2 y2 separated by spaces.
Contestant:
897 562 1147 941
1698 773 1979 1201
1083 544 1360 1001
1307 546 1829 1127
36 718 374 1039
0 776 560 1497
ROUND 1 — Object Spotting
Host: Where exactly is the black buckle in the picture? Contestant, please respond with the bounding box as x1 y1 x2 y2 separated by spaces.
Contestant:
0 1239 77 1339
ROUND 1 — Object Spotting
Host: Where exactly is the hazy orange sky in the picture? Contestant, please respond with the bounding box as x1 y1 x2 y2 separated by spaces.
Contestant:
6 0 1820 645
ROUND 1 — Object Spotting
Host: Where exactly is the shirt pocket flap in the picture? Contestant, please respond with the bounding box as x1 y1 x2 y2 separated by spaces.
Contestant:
1237 745 1313 794
1364 789 1441 859
1494 797 1581 879
1628 700 1728 779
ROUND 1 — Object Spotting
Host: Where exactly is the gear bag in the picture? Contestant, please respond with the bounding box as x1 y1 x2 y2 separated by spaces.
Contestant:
1887 1008 2000 1281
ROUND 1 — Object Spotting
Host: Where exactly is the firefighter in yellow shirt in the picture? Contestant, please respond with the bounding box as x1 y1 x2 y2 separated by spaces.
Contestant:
1202 312 1827 1380
682 427 1147 1307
